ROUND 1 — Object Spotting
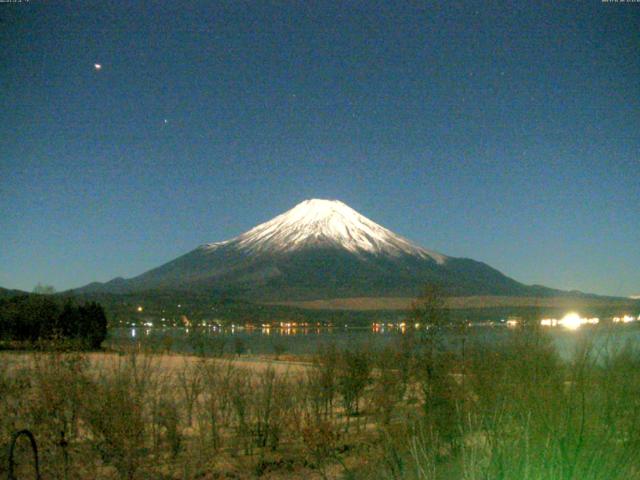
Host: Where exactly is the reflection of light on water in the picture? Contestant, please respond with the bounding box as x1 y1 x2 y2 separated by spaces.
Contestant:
371 322 412 333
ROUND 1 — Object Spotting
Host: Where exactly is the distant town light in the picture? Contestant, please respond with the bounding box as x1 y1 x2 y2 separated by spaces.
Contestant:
540 313 599 329
613 315 635 324
560 313 583 330
136 306 143 312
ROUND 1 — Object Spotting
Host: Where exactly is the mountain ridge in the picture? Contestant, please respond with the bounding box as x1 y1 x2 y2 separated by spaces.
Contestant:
73 199 603 301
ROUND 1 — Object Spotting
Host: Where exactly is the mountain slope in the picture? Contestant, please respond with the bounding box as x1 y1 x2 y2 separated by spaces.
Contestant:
76 199 561 300
0 287 28 299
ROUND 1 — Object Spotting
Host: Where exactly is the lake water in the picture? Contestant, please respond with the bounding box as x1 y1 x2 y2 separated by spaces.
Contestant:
107 323 640 361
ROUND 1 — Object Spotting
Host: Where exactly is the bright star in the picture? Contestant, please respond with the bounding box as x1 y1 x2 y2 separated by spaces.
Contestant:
94 63 102 71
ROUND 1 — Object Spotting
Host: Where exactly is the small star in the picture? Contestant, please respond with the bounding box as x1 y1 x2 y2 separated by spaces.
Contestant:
94 63 102 71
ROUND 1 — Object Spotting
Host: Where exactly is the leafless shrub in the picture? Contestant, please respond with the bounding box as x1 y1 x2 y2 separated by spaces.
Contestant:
155 397 182 458
80 354 153 479
252 366 291 452
197 360 236 452
177 360 203 427
301 415 341 480
228 366 253 455
307 343 339 419
336 348 372 422
369 347 408 426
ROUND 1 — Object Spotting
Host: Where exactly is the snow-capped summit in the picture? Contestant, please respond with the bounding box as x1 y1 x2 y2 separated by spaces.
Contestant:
203 199 447 263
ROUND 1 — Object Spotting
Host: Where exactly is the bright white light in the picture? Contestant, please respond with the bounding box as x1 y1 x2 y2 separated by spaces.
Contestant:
560 312 583 330
542 313 598 329
94 63 102 70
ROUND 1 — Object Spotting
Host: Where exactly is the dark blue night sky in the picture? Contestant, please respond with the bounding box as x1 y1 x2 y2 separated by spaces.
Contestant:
1 1 638 296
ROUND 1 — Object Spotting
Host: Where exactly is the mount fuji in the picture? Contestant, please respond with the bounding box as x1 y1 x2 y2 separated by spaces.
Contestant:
77 199 557 300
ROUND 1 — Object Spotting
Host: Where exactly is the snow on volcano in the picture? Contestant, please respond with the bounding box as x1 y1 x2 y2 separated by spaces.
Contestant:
203 199 447 263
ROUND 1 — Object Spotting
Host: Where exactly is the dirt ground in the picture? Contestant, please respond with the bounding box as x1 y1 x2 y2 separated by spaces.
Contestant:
0 350 312 378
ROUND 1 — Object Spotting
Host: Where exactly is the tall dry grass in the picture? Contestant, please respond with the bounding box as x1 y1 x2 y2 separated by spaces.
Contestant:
1 327 640 479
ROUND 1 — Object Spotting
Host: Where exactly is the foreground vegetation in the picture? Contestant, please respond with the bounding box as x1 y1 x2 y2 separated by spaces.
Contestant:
2 323 640 479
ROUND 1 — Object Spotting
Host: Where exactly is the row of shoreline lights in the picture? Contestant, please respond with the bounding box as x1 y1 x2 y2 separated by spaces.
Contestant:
541 312 638 330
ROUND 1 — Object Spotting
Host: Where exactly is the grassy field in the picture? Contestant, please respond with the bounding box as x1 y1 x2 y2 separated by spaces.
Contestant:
2 326 640 479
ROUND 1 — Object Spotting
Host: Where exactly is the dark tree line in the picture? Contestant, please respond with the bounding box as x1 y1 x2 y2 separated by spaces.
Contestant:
0 295 107 348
